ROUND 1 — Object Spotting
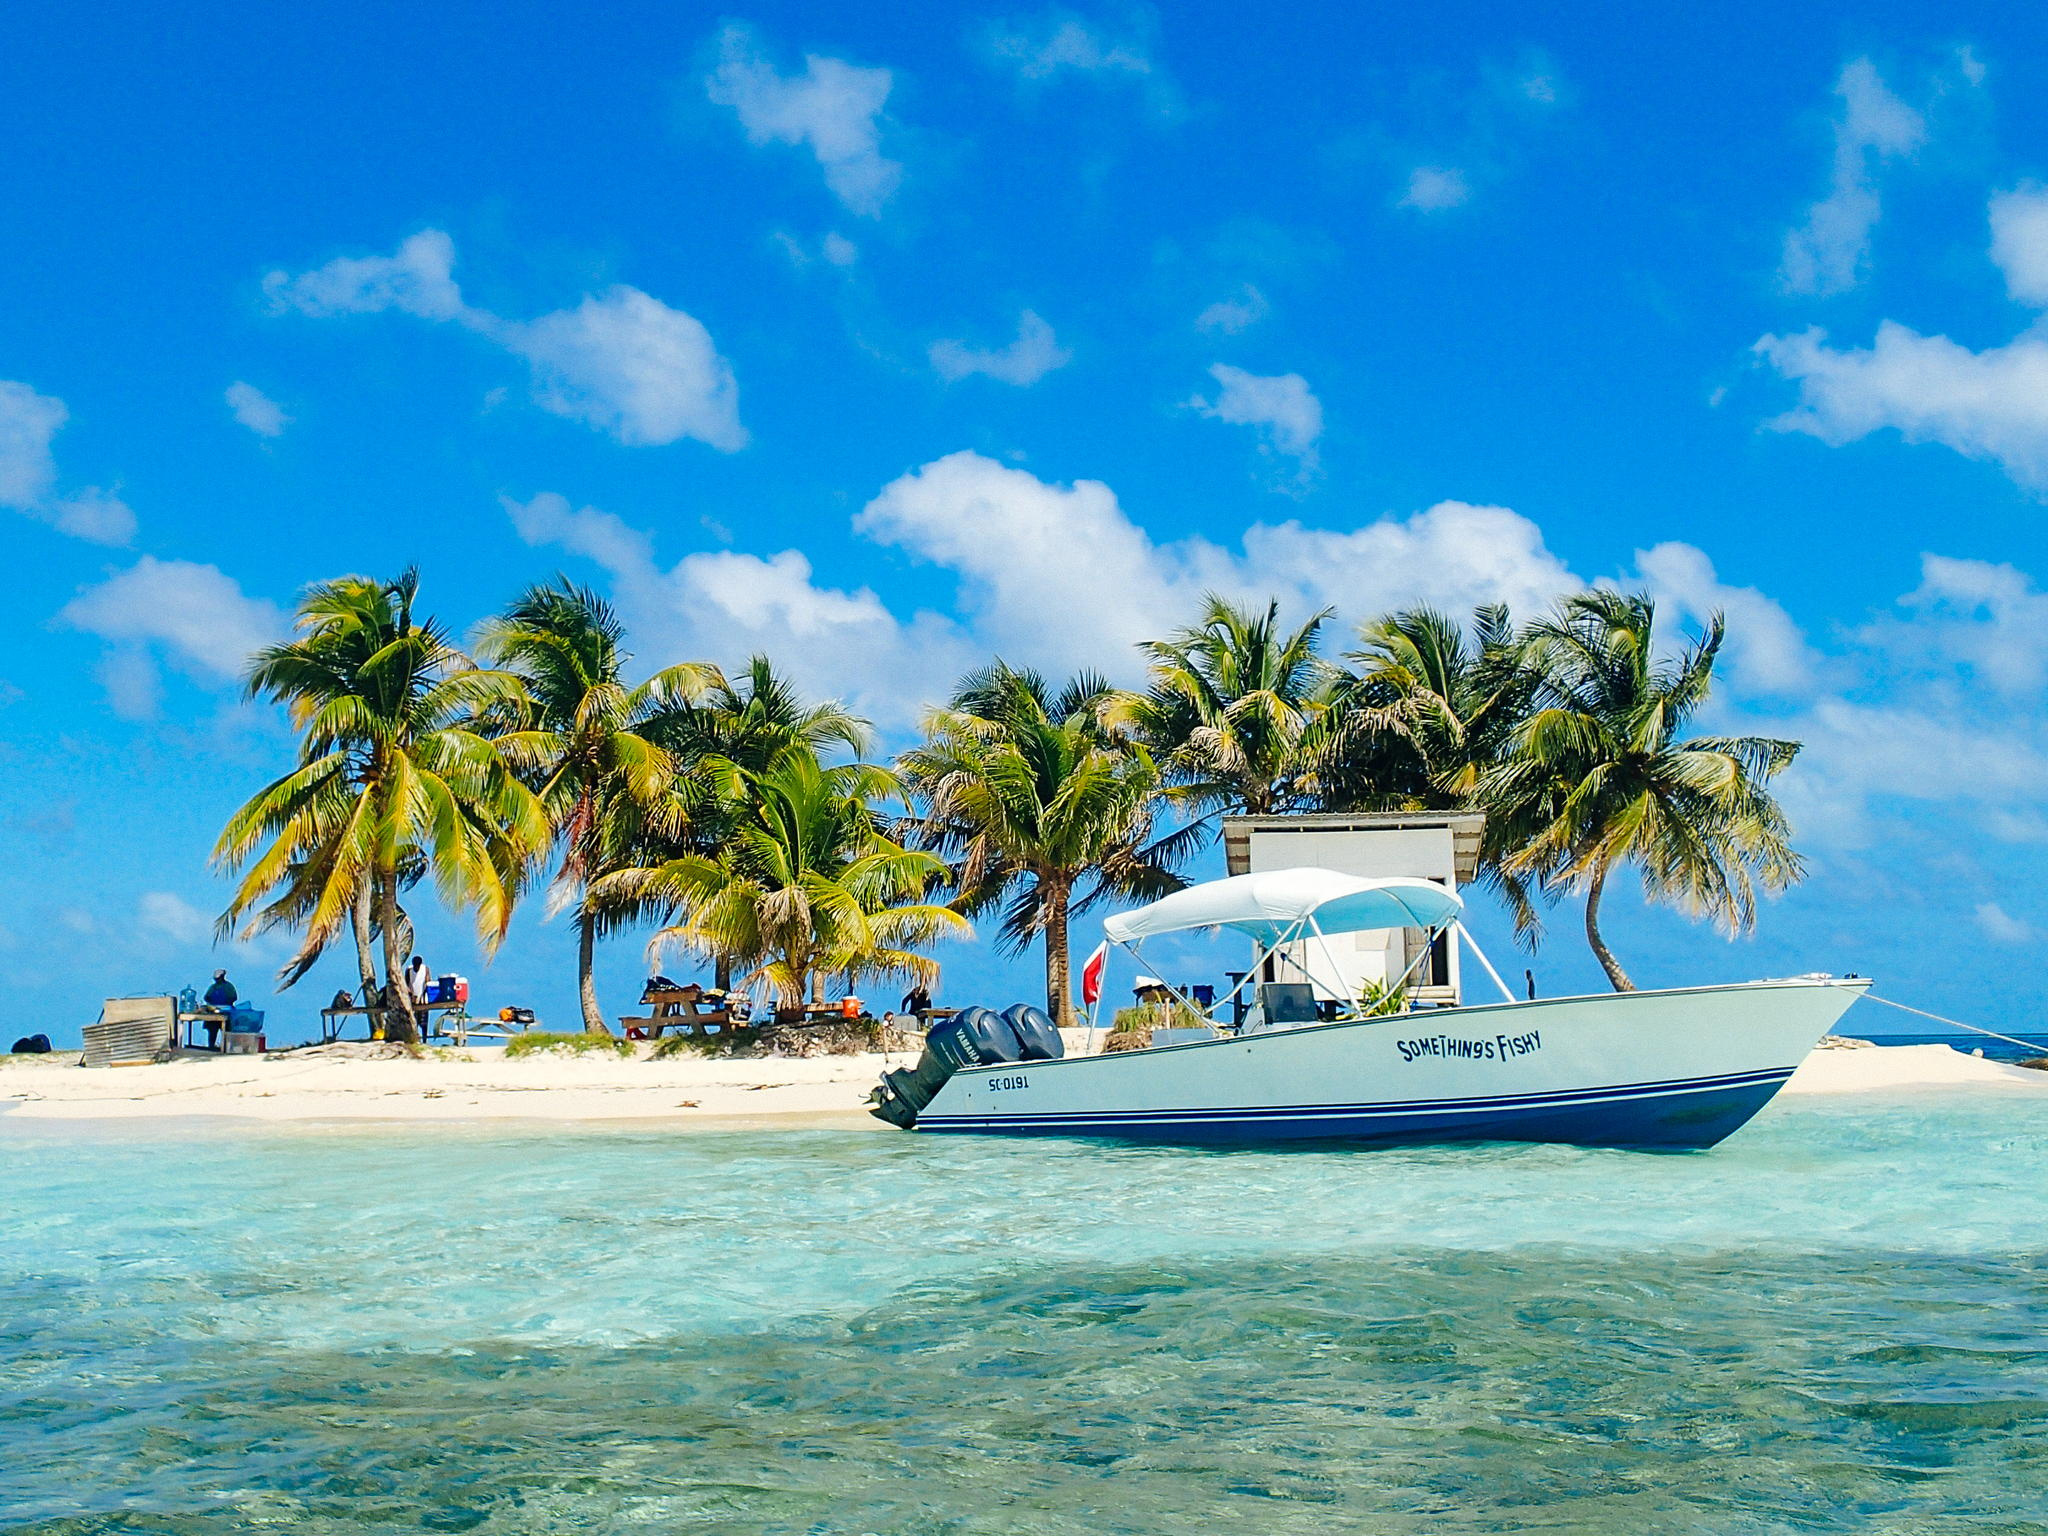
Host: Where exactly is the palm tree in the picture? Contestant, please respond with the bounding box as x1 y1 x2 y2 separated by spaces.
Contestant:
1486 590 1804 991
595 746 967 1014
214 571 546 1042
476 579 721 1034
902 663 1190 1028
1320 603 1547 933
1124 594 1337 818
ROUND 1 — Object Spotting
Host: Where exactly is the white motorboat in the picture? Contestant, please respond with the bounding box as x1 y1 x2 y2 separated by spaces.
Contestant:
871 868 1868 1150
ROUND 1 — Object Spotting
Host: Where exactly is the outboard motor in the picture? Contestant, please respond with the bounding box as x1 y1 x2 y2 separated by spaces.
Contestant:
869 1004 1024 1128
1001 1003 1064 1061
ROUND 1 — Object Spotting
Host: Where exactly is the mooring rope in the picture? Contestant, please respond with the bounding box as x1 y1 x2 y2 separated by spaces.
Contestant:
1861 992 2047 1059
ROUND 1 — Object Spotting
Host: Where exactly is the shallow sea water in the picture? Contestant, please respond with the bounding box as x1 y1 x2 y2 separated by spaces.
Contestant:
5 1091 2048 1534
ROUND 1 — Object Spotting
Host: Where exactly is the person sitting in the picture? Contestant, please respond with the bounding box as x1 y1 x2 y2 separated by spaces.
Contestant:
200 970 236 1049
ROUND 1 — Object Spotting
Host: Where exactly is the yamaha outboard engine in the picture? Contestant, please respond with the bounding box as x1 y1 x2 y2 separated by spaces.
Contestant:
1001 1003 1064 1061
869 1005 1025 1128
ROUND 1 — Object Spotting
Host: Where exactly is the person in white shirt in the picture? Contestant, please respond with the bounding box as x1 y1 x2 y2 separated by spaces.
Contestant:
404 955 432 1007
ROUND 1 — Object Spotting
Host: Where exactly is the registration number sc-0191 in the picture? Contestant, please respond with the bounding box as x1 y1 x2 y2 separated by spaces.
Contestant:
986 1074 1031 1092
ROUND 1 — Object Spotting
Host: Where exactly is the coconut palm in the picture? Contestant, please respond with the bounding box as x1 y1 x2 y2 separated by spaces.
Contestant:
214 571 546 1042
902 663 1191 1028
595 746 967 1013
1318 603 1548 932
477 579 722 1034
1486 590 1804 991
1124 595 1338 818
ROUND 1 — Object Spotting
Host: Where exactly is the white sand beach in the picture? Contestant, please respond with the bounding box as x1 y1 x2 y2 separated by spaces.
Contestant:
0 1037 2037 1127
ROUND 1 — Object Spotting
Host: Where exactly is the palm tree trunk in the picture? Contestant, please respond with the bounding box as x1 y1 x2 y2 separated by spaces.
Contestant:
378 869 420 1044
350 878 378 999
1584 864 1635 993
1044 883 1073 1029
577 907 610 1035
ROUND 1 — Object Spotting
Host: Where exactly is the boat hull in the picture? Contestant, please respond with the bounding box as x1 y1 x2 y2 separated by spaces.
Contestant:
910 978 1869 1150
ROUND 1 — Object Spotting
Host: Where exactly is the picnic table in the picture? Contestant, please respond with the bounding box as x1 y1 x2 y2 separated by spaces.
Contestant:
620 987 740 1040
318 991 475 1043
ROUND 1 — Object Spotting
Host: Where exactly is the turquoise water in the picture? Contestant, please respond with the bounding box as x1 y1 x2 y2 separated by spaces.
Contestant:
5 1094 2048 1534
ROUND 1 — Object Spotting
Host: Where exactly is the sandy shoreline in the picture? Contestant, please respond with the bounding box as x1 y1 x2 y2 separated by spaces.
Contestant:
0 1037 2039 1128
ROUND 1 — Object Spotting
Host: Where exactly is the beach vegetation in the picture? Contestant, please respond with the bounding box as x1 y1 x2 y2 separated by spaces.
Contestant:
503 1030 635 1059
1123 595 1339 817
478 579 721 1034
594 745 970 1015
902 663 1194 1029
213 570 546 1043
1482 591 1804 990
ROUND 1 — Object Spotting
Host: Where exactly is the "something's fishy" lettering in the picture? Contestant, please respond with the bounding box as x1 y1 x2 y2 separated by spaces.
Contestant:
1395 1029 1542 1064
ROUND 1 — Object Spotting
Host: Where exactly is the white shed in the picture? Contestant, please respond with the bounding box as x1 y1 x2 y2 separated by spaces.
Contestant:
1220 812 1485 1007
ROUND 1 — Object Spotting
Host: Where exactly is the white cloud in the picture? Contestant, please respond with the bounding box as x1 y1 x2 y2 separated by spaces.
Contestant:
503 490 655 574
1871 553 2048 694
1976 902 2034 944
0 380 135 545
1756 320 2048 490
1189 364 1323 479
980 10 1179 117
821 231 859 267
60 557 286 718
1989 185 2048 306
929 310 1072 386
265 231 745 451
705 24 901 218
1399 166 1470 212
1779 58 1926 296
1196 285 1269 334
225 381 290 438
508 287 747 450
140 890 213 945
0 380 63 505
263 228 469 321
1632 541 1819 696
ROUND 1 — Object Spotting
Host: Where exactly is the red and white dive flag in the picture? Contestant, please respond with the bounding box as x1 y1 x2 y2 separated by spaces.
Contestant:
1079 941 1109 1007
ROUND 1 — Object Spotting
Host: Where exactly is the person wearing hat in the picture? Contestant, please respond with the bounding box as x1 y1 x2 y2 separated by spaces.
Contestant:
201 970 238 1050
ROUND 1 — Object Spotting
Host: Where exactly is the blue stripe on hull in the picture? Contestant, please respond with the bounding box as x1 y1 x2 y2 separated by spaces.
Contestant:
912 1071 1795 1151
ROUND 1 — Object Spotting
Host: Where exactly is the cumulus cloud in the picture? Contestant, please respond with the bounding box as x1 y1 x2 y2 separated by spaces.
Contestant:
226 381 290 438
511 453 1612 724
929 311 1072 386
1756 321 2048 490
263 228 468 321
510 288 746 450
1779 58 1926 296
1633 541 1820 696
0 380 135 544
1866 553 2048 694
264 231 745 451
59 557 286 719
980 10 1180 118
139 890 213 945
1989 185 2048 306
1195 285 1268 334
1189 364 1323 483
705 23 901 217
1977 902 2034 943
1399 166 1470 212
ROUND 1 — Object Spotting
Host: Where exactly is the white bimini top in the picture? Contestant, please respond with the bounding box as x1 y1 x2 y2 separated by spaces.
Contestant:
1102 868 1461 946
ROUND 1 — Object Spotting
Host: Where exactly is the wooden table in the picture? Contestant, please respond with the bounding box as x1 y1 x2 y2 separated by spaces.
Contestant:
620 988 737 1040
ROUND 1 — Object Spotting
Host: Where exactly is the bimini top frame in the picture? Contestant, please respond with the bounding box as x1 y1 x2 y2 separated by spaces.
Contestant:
1102 868 1461 945
1093 868 1516 1037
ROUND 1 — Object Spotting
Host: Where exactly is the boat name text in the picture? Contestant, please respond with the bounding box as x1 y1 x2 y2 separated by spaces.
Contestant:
986 1074 1031 1092
1395 1029 1542 1064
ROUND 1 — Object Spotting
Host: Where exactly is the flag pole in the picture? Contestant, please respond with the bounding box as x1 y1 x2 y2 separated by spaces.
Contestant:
1080 938 1108 1057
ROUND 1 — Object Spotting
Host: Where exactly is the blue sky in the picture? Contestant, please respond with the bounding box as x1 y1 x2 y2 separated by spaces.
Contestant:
5 1 2046 1044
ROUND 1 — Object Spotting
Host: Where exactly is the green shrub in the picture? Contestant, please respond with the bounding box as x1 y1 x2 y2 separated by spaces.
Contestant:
1110 999 1208 1034
504 1031 634 1059
1355 979 1409 1017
